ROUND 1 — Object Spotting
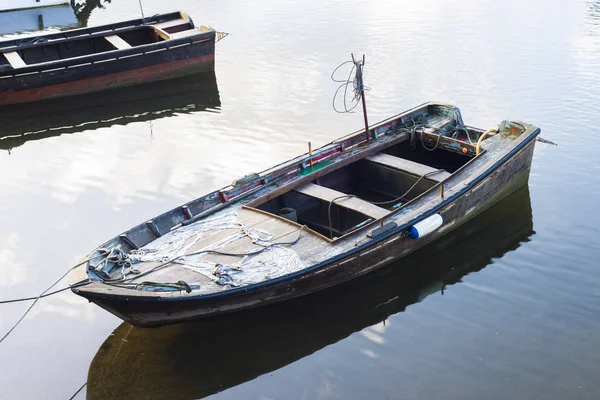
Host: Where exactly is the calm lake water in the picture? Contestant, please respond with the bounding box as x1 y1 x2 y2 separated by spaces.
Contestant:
1 0 599 399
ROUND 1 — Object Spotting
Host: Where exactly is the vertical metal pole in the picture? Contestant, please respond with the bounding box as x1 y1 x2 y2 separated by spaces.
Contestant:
138 0 146 19
353 54 370 144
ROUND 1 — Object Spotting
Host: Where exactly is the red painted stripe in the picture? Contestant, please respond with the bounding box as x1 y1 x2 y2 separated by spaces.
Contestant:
0 54 214 106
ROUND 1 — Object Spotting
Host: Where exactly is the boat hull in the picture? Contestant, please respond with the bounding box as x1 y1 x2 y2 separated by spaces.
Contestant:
80 139 537 326
0 39 215 105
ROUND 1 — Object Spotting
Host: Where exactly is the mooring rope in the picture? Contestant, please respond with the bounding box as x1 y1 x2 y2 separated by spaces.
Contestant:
0 259 94 345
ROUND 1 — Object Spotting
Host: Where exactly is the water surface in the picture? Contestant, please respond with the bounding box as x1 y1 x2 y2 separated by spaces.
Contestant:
1 0 599 399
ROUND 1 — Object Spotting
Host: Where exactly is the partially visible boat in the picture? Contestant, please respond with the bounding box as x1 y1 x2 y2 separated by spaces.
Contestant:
69 101 541 327
1 0 68 12
0 5 78 36
0 11 219 106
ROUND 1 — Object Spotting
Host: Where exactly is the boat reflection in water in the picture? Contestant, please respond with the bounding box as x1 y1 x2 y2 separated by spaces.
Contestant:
86 186 534 400
0 5 78 36
0 71 221 152
0 0 112 36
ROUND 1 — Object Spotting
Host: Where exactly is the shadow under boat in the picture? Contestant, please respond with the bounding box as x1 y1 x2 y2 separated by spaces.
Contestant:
0 71 221 152
86 185 535 400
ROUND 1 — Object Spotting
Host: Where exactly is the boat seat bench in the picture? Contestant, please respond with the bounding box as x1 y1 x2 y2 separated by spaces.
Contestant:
104 35 132 50
294 183 388 220
365 153 451 182
2 52 26 68
153 18 190 33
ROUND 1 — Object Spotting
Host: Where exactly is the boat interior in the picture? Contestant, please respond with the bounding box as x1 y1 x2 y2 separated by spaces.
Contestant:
250 131 476 240
0 11 201 70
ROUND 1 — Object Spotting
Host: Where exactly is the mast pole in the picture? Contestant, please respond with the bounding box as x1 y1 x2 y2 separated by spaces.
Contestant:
138 0 145 19
352 53 370 143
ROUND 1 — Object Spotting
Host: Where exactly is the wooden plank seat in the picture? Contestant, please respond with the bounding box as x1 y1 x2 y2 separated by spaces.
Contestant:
3 52 26 68
365 153 451 182
153 18 187 28
153 18 189 31
294 183 388 220
105 35 131 50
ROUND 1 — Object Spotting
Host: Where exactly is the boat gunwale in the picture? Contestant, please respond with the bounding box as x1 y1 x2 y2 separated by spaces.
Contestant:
72 107 540 302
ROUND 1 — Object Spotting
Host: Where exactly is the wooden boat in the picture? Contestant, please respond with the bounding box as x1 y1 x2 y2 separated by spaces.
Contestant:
0 11 218 106
69 102 541 326
1 0 68 12
85 186 533 400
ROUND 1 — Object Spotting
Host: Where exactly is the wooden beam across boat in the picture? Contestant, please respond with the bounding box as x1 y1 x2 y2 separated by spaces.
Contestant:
365 153 451 182
294 183 389 219
104 35 131 50
3 51 26 68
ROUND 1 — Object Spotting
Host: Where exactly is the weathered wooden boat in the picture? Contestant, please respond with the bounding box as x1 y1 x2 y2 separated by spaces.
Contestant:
1 0 68 12
69 101 540 327
0 11 218 106
85 186 533 400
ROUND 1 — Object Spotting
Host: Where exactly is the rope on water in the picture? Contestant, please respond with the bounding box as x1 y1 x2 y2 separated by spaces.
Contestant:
0 258 94 345
68 381 87 400
537 136 558 146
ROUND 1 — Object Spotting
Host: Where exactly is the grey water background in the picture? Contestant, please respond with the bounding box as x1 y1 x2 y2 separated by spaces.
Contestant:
0 0 599 398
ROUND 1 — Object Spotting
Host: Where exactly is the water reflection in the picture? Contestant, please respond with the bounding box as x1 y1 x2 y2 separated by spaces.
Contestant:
0 5 79 35
0 0 114 36
0 72 220 152
86 186 534 400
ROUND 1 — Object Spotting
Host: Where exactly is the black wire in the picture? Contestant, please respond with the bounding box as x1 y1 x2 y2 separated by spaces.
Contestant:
0 286 73 304
68 381 87 400
369 169 447 206
327 195 355 238
0 259 93 345
331 60 361 113
420 126 445 152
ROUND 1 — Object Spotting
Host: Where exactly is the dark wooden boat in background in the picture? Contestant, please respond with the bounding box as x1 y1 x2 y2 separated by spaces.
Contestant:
0 11 218 106
69 102 541 326
85 186 534 400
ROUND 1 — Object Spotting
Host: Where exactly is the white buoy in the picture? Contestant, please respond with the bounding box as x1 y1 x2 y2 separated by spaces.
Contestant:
406 214 443 239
